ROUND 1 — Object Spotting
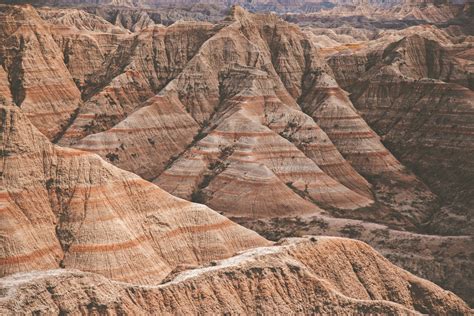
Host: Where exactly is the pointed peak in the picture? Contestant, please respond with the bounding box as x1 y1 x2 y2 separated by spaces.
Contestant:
401 33 426 43
228 5 251 21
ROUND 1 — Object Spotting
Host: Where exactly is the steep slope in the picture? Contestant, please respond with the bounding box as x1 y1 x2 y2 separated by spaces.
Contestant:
0 105 268 283
37 8 131 92
38 8 127 33
112 8 156 31
154 65 374 215
73 94 200 180
299 73 403 175
294 2 466 23
328 33 474 235
380 34 470 85
0 237 471 315
0 5 82 140
0 3 472 307
57 5 442 237
238 212 474 307
59 20 218 145
0 67 13 105
228 6 405 177
0 6 442 229
351 79 474 234
72 7 376 215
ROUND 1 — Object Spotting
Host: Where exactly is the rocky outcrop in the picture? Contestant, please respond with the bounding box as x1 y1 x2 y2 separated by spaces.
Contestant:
284 2 468 35
38 8 127 33
351 78 474 234
381 34 469 83
299 73 404 176
327 31 474 235
73 94 200 180
38 8 131 93
59 20 217 145
0 237 471 315
3 5 421 223
154 66 374 215
0 105 268 283
0 3 472 309
0 67 13 105
69 7 378 216
0 5 82 140
36 7 462 292
113 8 156 31
4 0 469 12
238 214 474 308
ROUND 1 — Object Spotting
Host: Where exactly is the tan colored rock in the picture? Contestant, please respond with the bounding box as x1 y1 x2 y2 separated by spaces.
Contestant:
73 94 200 180
350 78 474 234
59 21 217 145
113 9 156 31
300 73 403 175
326 30 474 235
38 8 131 91
38 8 128 33
0 105 268 283
155 66 374 214
226 6 404 176
0 4 81 140
0 3 472 308
69 8 375 214
0 237 471 315
0 67 12 105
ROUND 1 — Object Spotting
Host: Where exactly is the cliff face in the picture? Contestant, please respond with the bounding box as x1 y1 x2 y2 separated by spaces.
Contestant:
64 6 442 233
58 20 216 146
0 5 82 140
67 7 385 219
0 104 268 283
0 237 471 315
327 30 474 236
37 8 130 95
0 2 473 311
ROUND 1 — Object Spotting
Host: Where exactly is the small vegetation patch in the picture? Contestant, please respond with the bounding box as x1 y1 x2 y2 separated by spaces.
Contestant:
106 152 119 162
340 224 364 239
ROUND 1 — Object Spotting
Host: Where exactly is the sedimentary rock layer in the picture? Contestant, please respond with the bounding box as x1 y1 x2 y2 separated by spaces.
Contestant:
59 20 218 145
0 237 471 315
327 31 474 235
0 105 268 283
237 212 474 307
0 2 472 309
69 7 379 215
38 8 130 91
155 67 374 214
0 5 82 140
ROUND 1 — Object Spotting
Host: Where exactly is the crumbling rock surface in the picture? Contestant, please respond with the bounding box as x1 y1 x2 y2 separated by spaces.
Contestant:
0 2 473 310
0 105 268 283
0 5 82 140
327 30 474 236
0 237 471 315
238 214 474 308
71 7 384 217
59 20 218 146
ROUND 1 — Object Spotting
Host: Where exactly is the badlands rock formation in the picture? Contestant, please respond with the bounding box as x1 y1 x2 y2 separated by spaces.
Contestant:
59 19 217 146
0 5 82 140
0 1 473 312
71 8 387 212
61 5 442 233
4 0 468 11
327 27 474 236
0 237 471 315
0 104 268 283
60 6 384 219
